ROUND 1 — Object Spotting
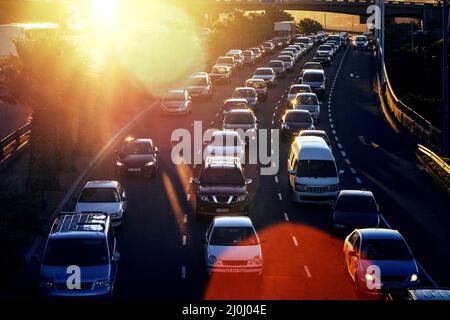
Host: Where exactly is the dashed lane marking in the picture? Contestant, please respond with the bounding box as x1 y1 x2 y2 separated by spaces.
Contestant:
181 266 187 279
304 265 312 278
274 176 279 183
350 168 357 175
184 214 188 224
278 193 283 201
345 158 351 165
355 177 363 184
182 235 187 246
284 212 290 221
292 236 299 247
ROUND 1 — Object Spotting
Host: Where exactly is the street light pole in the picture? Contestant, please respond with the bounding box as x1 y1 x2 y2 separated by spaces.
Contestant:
443 0 449 156
379 0 385 88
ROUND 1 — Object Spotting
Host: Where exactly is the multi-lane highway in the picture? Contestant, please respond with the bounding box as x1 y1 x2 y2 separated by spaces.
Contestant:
28 39 450 300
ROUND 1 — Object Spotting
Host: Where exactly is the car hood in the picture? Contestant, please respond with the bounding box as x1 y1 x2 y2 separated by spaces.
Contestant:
359 259 418 276
162 101 184 108
253 75 274 80
75 202 122 214
284 121 313 129
119 154 155 165
40 265 111 283
208 245 261 261
199 185 246 195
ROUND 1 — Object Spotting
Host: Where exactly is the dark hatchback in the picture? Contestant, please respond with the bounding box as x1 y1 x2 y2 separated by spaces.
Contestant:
191 156 252 216
281 110 315 139
333 190 381 230
115 138 159 178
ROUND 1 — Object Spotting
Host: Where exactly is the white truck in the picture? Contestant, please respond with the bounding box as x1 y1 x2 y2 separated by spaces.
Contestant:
273 21 296 46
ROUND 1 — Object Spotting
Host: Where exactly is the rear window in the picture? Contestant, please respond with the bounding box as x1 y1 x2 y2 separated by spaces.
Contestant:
234 89 256 98
78 188 120 203
335 195 378 212
200 167 245 186
268 61 283 68
303 73 324 82
224 112 255 124
246 81 265 89
255 68 273 75
290 86 311 95
212 66 229 74
296 95 318 105
278 56 292 62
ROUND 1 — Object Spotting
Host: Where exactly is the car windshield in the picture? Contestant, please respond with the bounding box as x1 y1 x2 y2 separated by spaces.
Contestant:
165 92 185 101
200 167 245 186
298 160 337 178
303 73 324 82
298 38 309 43
234 90 255 98
212 66 228 74
224 113 254 124
255 69 273 75
290 86 311 94
225 101 247 109
356 36 367 41
78 188 120 203
279 56 292 62
268 62 283 68
303 63 323 70
44 238 109 266
243 51 253 56
285 112 311 122
217 57 233 64
190 77 207 86
319 45 332 51
335 195 378 212
296 95 318 105
210 227 258 246
361 239 413 261
120 142 152 155
246 81 265 89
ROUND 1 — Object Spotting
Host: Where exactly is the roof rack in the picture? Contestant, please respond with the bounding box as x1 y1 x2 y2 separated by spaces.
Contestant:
52 212 108 234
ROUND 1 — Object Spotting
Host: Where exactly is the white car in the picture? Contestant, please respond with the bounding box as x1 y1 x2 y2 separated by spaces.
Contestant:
292 92 321 120
232 87 258 108
287 84 312 104
187 74 213 100
160 89 192 115
205 130 245 161
277 55 294 72
74 181 127 227
252 67 277 87
204 216 263 275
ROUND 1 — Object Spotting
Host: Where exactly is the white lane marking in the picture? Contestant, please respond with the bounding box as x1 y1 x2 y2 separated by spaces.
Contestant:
181 266 186 279
210 120 214 125
274 176 279 183
215 113 219 117
329 118 333 123
304 265 312 278
184 214 188 224
379 214 438 287
186 194 190 202
350 168 357 175
330 124 334 128
345 158 351 165
277 100 281 104
355 177 363 184
182 235 187 246
284 212 290 221
341 151 347 157
332 130 336 135
292 236 299 247
337 143 343 149
278 193 283 201
272 120 275 125
334 136 339 141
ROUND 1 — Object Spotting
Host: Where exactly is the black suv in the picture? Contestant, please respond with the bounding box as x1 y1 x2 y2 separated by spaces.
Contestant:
191 156 252 216
115 138 159 178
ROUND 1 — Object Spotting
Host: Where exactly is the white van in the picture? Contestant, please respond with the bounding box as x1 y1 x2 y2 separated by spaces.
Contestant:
287 136 343 204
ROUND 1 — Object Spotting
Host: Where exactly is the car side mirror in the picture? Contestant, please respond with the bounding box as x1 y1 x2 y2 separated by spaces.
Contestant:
191 178 200 185
154 147 159 154
112 252 121 262
246 179 253 185
348 250 357 257
31 254 41 264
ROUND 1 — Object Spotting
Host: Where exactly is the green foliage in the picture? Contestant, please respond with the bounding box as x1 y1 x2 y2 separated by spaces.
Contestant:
296 18 323 35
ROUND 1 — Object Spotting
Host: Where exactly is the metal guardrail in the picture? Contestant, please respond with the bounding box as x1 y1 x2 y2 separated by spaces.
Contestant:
418 144 450 175
0 122 31 166
381 65 443 152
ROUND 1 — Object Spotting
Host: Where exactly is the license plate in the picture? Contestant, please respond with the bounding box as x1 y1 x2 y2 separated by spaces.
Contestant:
224 268 244 273
128 168 141 172
216 208 230 213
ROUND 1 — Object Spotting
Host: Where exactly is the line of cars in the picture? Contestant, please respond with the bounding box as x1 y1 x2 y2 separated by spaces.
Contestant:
34 33 441 299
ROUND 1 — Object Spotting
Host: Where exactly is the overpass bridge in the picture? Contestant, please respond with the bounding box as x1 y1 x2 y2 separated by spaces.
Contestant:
187 0 442 33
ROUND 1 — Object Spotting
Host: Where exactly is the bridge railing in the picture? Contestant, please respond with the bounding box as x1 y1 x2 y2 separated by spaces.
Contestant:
0 122 31 169
378 65 442 152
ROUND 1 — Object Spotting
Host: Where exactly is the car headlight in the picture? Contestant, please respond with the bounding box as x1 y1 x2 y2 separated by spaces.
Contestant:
236 194 247 202
410 273 419 282
95 279 111 288
329 184 340 191
116 161 124 167
199 195 209 202
295 184 307 192
40 280 53 288
249 256 263 265
144 161 155 166
111 208 123 218
207 255 217 265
